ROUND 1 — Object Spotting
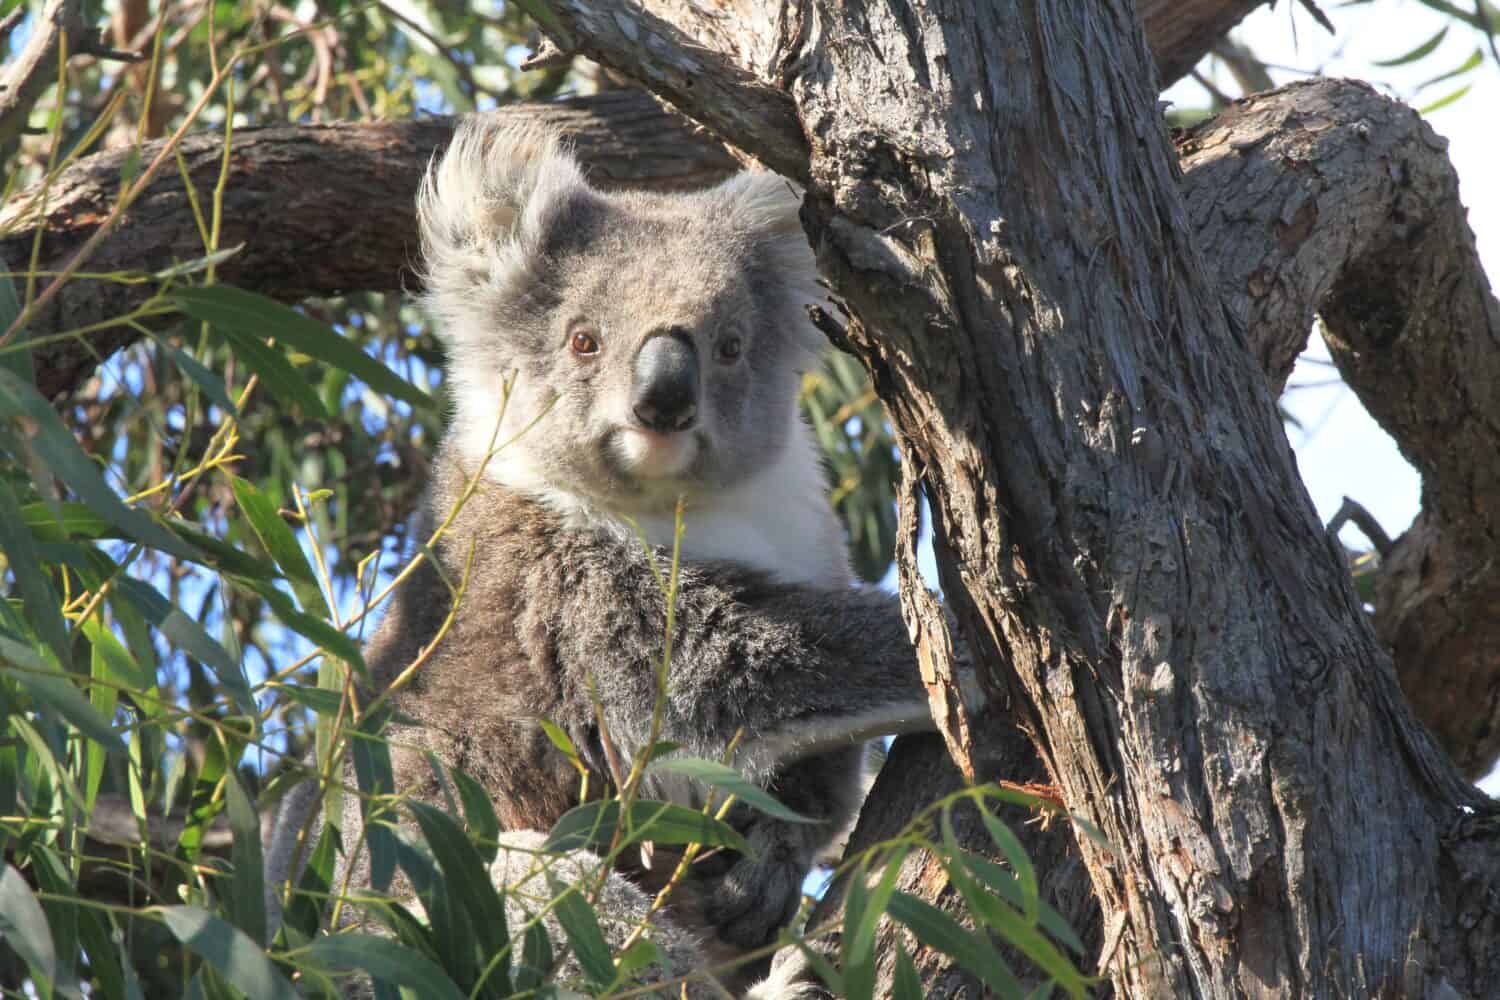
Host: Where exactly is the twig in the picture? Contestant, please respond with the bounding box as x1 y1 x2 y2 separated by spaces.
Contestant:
1327 496 1393 557
0 0 143 146
1296 0 1336 33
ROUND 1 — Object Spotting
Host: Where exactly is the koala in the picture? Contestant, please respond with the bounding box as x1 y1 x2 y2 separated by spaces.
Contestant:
266 117 956 997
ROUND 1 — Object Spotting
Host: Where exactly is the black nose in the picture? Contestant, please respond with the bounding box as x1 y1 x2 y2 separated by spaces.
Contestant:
631 328 699 432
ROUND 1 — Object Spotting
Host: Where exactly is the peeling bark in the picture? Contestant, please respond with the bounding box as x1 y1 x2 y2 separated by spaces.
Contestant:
533 1 1500 996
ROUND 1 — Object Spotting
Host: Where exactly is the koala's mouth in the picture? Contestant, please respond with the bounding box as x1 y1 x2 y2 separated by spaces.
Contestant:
611 426 702 480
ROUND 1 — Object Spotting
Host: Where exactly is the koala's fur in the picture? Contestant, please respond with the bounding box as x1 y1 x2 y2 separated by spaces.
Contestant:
266 117 949 997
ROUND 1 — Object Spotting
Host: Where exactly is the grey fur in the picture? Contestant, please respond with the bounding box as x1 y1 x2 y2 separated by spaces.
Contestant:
264 116 952 997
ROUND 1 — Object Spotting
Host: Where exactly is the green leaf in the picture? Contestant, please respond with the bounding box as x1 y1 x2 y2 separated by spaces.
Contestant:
211 319 329 418
969 807 1038 919
1419 83 1473 115
651 758 816 824
82 616 154 691
0 634 124 752
114 577 256 717
0 268 31 384
537 718 579 761
271 683 345 716
173 286 432 410
0 864 56 987
514 917 554 993
1375 25 1448 66
157 906 298 1000
229 476 318 590
842 846 908 1000
224 772 267 945
281 822 337 941
1418 47 1484 90
0 368 195 560
544 799 751 855
939 848 1088 997
164 342 239 417
545 874 616 989
958 852 1085 956
407 801 513 994
153 245 244 282
450 766 501 865
239 577 364 675
20 501 110 542
891 942 923 1000
305 933 466 1000
887 891 1022 997
351 714 399 893
0 479 70 665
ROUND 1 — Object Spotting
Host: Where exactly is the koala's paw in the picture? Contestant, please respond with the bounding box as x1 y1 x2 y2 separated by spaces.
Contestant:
699 846 807 950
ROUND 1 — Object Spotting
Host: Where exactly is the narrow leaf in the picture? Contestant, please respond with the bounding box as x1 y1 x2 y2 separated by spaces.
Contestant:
546 874 616 989
0 368 194 560
229 476 317 588
544 799 750 855
213 322 329 418
450 766 501 865
652 757 817 823
224 772 267 945
305 933 465 1000
1375 25 1448 66
173 286 431 410
164 342 238 416
158 906 297 1000
0 478 70 664
0 864 56 986
887 891 1022 997
115 577 255 717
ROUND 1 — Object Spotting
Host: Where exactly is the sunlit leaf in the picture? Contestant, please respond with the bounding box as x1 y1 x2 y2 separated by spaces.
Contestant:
651 757 816 823
544 799 750 855
174 286 432 411
1375 25 1448 66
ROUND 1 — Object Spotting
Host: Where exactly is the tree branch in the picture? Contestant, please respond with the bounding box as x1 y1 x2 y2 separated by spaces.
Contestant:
1178 78 1500 778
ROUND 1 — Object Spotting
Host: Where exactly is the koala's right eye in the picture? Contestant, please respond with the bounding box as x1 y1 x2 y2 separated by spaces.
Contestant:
569 326 601 357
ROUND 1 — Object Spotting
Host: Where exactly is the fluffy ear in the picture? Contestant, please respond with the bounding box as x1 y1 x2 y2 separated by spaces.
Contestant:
416 117 588 334
705 171 828 365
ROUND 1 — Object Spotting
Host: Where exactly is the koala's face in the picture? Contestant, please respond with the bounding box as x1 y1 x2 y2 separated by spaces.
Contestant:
419 120 825 513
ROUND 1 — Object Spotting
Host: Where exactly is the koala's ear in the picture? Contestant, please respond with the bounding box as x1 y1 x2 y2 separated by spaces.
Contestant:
708 170 806 242
416 117 588 332
706 171 828 365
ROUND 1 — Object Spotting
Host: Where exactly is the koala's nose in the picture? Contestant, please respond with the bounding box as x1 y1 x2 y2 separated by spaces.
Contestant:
631 327 699 433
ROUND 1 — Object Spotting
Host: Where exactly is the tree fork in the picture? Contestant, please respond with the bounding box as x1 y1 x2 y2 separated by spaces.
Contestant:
531 0 1500 996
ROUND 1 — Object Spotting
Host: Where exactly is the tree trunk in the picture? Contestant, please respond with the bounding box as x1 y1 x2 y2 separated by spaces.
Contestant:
534 1 1500 996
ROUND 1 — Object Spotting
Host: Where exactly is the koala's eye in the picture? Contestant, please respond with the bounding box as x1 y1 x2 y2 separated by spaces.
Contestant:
715 336 743 364
570 327 601 357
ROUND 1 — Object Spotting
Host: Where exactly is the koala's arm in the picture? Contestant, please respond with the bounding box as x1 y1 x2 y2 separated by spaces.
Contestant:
554 554 945 780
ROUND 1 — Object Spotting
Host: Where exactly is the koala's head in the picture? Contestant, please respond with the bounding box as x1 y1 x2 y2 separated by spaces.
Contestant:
417 117 826 515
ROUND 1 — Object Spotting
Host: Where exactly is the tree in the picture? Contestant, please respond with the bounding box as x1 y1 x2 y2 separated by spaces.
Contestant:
2 0 1499 996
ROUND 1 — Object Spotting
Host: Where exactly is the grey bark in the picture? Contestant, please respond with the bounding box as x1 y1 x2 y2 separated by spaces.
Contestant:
532 2 1500 998
1178 79 1500 779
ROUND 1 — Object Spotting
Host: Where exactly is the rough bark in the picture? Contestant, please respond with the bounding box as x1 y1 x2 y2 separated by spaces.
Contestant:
1177 79 1500 779
535 2 1500 998
0 91 736 401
